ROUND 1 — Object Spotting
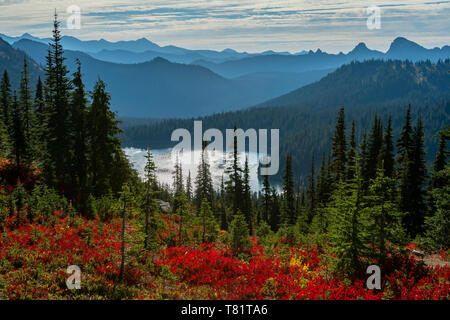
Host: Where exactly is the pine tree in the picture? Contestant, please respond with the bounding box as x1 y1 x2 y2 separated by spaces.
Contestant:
425 164 450 249
378 116 395 178
431 126 449 188
396 105 413 167
242 156 253 230
194 149 213 208
229 212 250 254
328 160 366 277
282 154 296 224
69 59 88 207
331 107 347 181
87 79 123 197
44 13 72 189
403 116 427 237
306 154 316 224
199 199 218 243
363 168 406 265
186 170 192 201
262 172 271 223
18 58 34 150
347 121 357 180
9 92 29 178
366 114 383 181
32 77 46 163
225 126 243 215
0 71 12 132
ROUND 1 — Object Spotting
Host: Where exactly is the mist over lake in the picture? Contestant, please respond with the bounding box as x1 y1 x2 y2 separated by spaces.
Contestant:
124 147 263 192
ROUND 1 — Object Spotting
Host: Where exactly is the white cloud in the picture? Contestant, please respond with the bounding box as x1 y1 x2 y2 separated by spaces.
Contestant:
0 0 449 52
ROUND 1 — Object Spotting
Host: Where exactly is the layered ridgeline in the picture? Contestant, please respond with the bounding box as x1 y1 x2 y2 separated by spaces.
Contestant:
0 38 43 88
121 59 450 182
10 39 331 118
2 34 449 118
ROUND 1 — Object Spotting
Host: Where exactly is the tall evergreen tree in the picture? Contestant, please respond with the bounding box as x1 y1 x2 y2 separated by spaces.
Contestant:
306 154 316 224
242 156 253 230
331 107 347 181
366 114 383 181
69 59 88 206
225 126 243 215
18 58 34 148
194 149 213 208
43 13 72 189
9 92 29 176
87 79 123 197
0 70 12 132
262 172 271 223
396 105 413 167
347 120 357 180
282 154 296 224
143 147 158 249
378 116 395 178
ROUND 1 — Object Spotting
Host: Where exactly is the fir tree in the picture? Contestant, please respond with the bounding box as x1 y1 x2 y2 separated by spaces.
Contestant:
18 58 34 149
194 149 213 208
199 199 218 243
225 126 243 215
282 154 296 224
262 172 271 223
366 114 383 181
306 154 316 224
378 116 395 178
44 13 72 189
69 59 88 207
331 107 347 181
0 70 11 132
87 79 123 197
363 168 406 265
143 147 158 249
347 120 357 180
9 92 29 176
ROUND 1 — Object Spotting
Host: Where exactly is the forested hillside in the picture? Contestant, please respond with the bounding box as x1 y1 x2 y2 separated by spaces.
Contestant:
121 60 450 182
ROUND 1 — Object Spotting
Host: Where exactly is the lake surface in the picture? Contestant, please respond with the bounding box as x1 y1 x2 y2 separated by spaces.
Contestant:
124 147 263 192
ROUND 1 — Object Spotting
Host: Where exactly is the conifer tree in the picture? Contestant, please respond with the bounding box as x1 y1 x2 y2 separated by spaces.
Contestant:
328 159 366 277
199 199 218 243
44 13 72 189
87 79 122 197
347 121 357 180
363 168 405 264
331 107 347 182
242 157 253 229
0 71 11 132
431 126 449 189
186 170 192 201
225 126 243 215
282 154 296 224
32 77 46 162
367 114 383 181
18 58 34 150
262 172 271 223
194 149 213 208
143 147 158 249
396 105 413 166
69 59 88 206
306 154 316 224
379 116 395 178
9 92 29 177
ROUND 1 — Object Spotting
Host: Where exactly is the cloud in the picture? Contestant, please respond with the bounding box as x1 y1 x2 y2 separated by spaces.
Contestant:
0 0 449 52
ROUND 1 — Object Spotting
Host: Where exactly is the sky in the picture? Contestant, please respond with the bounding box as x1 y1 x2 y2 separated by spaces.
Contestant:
0 0 449 53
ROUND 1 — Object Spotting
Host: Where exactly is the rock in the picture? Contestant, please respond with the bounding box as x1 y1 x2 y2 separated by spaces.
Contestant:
155 199 172 213
412 249 426 258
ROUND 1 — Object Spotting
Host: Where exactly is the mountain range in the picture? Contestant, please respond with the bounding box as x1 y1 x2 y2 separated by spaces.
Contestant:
121 59 450 181
0 33 449 119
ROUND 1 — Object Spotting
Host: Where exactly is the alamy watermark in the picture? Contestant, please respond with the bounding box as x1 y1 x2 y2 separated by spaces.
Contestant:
367 6 381 30
66 5 81 30
66 265 81 290
171 121 280 176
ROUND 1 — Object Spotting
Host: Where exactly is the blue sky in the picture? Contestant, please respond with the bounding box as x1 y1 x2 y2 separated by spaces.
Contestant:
0 0 449 53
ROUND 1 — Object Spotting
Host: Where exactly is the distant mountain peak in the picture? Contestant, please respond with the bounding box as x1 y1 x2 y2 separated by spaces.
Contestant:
389 37 422 49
